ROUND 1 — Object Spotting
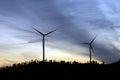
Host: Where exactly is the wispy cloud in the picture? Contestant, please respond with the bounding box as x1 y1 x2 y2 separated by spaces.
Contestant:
0 0 120 64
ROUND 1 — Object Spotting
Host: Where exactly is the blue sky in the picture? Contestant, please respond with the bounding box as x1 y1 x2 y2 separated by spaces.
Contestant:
0 0 120 66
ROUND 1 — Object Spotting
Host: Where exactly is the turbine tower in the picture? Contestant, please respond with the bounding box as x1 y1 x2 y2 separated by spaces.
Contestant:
33 27 56 62
82 36 97 64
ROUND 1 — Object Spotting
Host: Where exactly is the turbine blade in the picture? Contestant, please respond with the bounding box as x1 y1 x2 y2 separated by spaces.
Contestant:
32 27 44 35
28 39 41 43
81 43 89 45
90 35 97 44
115 26 120 28
90 45 95 54
45 29 56 36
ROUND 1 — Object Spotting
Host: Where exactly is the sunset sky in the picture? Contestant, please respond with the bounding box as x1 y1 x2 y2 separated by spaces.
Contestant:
0 0 120 66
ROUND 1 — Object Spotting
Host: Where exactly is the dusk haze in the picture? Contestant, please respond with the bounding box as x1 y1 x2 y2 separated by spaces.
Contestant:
0 0 120 67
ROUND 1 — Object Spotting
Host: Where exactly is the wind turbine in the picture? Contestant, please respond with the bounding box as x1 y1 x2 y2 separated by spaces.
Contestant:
82 36 97 64
33 27 56 62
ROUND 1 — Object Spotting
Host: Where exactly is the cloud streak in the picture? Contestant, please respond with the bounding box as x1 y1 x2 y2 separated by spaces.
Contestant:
0 0 120 64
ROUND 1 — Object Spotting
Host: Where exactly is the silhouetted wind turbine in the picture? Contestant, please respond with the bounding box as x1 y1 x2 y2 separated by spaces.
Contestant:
33 27 56 62
82 36 97 64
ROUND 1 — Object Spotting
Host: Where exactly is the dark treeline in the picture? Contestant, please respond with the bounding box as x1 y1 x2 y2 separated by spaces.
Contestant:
0 60 120 79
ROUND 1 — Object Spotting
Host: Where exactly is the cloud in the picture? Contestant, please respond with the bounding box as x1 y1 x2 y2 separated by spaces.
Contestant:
0 0 120 64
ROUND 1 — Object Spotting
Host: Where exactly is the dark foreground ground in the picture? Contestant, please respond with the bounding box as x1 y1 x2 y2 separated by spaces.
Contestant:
0 60 120 79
